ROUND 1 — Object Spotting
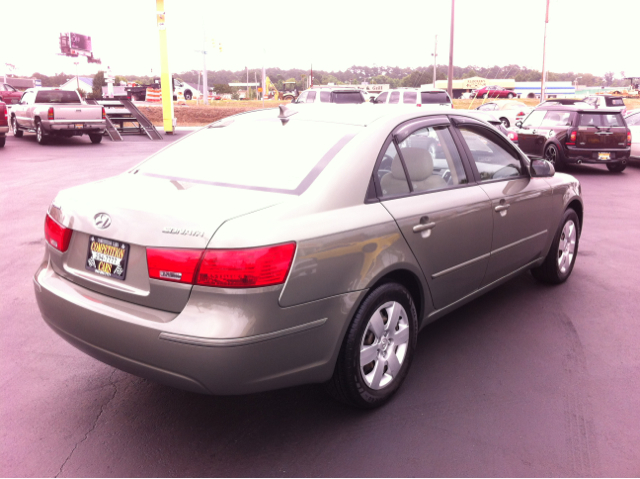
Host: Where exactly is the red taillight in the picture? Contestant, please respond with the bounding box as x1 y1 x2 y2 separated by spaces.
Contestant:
566 130 577 146
147 243 296 288
47 107 54 120
417 104 422 107
628 130 632 147
517 111 525 117
44 214 73 252
508 131 518 142
102 107 106 120
147 248 202 284
197 243 296 288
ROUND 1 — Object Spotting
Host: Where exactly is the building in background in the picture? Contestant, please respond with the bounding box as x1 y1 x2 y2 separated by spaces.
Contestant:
59 77 94 96
435 77 515 99
514 81 575 99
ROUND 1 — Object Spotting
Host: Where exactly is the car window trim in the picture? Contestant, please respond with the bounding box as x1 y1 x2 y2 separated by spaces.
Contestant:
449 118 530 184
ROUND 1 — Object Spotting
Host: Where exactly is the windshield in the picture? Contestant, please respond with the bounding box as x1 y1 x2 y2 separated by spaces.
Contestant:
35 90 81 103
136 117 358 195
421 92 450 104
332 92 364 104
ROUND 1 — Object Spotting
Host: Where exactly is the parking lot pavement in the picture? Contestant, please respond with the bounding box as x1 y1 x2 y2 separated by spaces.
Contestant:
1 133 639 477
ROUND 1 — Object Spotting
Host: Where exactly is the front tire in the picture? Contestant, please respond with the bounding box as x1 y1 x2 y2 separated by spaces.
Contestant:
500 117 510 128
531 208 580 284
507 93 514 99
11 116 23 137
35 120 49 145
606 162 626 173
326 282 418 409
483 93 489 99
89 133 103 144
184 90 192 100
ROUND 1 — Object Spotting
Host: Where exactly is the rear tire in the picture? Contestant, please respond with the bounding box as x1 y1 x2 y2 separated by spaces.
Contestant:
483 93 488 99
184 90 192 100
507 93 514 99
325 282 418 409
35 120 49 145
544 144 564 171
11 116 23 137
500 117 510 128
531 208 580 284
606 162 626 173
89 133 103 144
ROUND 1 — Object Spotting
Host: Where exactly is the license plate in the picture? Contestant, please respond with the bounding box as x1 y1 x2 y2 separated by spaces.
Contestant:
598 152 611 161
85 236 129 281
75 123 84 129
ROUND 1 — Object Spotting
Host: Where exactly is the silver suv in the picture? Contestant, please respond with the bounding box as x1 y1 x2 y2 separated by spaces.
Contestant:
373 88 453 109
583 95 627 116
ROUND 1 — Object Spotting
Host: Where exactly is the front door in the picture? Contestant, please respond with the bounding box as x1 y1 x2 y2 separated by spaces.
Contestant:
517 109 547 157
454 123 553 285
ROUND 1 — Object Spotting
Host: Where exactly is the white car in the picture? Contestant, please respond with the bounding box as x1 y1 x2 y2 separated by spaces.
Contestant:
624 109 640 160
373 88 453 109
476 100 533 128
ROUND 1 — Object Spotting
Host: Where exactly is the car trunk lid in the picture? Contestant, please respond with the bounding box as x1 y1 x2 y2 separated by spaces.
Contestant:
576 112 628 149
49 173 290 312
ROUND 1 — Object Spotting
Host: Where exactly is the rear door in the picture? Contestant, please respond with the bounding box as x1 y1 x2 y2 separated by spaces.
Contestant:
377 116 493 310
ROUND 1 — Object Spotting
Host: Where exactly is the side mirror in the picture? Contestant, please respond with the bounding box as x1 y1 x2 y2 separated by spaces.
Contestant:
515 121 523 128
530 159 555 177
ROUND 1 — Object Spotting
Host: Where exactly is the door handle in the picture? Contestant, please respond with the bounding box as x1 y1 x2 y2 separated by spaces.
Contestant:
494 204 510 212
413 222 436 233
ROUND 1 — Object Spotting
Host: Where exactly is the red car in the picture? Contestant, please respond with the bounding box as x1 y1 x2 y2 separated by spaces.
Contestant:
473 85 517 99
0 83 23 104
0 100 8 147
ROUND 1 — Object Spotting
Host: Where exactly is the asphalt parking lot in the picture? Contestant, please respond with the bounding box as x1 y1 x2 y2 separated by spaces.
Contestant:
1 131 639 477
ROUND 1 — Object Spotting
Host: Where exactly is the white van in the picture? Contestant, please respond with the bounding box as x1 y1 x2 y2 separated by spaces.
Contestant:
373 88 453 109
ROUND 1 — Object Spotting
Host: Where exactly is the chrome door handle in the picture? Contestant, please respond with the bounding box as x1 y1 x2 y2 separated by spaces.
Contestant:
413 222 436 233
494 204 511 212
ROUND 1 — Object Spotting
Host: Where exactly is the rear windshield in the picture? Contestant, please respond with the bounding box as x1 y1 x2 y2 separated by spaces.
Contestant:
421 92 450 104
332 92 364 104
607 98 625 107
578 113 625 127
136 115 358 195
35 90 81 103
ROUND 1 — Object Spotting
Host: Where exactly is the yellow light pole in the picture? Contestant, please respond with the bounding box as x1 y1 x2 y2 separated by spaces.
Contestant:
156 0 174 134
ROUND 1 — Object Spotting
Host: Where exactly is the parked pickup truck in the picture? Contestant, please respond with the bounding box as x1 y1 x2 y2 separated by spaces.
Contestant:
0 100 8 147
10 88 106 145
125 77 198 101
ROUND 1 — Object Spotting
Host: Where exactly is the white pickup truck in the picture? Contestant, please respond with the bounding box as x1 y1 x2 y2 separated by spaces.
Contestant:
10 88 107 145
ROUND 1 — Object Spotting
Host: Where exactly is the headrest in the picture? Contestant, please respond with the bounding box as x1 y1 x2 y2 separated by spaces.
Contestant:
399 147 434 181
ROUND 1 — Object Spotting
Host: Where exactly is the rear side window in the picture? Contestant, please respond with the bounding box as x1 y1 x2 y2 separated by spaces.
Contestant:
35 90 81 103
607 98 625 107
320 91 331 102
332 92 364 104
541 111 572 127
403 92 417 104
421 92 450 104
579 113 624 127
389 91 400 104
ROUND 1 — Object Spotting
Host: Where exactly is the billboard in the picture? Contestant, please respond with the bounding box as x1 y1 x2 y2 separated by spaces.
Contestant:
69 33 92 53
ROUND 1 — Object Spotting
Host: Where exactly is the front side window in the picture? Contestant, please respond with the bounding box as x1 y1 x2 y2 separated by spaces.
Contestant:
521 110 547 128
625 113 640 126
478 103 497 111
389 91 400 104
306 91 317 103
375 92 388 103
296 91 308 103
458 126 523 181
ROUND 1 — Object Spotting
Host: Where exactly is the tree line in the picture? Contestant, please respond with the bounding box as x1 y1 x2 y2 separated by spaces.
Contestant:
26 64 630 95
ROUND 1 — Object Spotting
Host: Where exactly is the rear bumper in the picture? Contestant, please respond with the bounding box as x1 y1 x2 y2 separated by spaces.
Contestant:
44 120 106 134
33 259 362 395
565 147 630 164
0 125 8 134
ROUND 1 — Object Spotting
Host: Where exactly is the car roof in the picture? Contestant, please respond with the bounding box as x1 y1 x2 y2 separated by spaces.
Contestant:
535 103 623 113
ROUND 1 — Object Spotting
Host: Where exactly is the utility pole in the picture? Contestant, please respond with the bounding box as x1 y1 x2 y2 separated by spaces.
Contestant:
156 0 174 134
447 0 455 98
202 33 208 105
74 61 80 91
431 35 438 89
540 0 550 103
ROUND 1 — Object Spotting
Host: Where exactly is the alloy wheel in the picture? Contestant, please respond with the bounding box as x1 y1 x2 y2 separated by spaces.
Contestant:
359 301 410 390
557 219 576 274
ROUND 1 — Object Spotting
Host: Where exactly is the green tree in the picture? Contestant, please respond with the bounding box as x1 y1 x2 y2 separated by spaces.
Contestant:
90 70 105 99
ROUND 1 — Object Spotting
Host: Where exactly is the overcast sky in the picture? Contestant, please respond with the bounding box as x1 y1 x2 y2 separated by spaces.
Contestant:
1 0 638 81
